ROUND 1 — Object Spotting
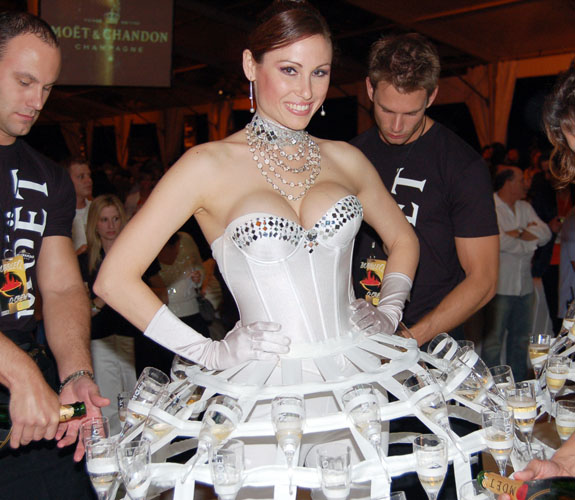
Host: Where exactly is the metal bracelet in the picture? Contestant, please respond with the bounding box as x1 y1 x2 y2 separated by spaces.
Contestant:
58 369 95 394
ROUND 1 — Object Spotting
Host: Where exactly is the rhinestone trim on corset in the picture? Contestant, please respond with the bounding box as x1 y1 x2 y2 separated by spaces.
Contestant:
231 195 362 254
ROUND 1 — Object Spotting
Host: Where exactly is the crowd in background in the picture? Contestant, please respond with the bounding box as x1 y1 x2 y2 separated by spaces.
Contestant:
63 137 575 397
60 154 237 433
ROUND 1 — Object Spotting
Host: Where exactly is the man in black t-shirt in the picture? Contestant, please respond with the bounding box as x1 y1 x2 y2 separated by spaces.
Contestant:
0 12 106 499
352 33 499 347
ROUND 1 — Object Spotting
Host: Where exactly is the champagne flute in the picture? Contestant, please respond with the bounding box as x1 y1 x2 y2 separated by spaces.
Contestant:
546 355 569 419
81 416 110 445
342 384 390 482
459 480 494 499
316 442 351 499
457 346 494 387
85 438 119 500
116 441 151 500
373 493 407 500
506 381 537 457
181 395 243 482
122 366 170 437
271 394 305 495
142 390 186 444
402 371 467 461
427 333 462 362
528 334 552 381
413 434 448 500
445 357 491 407
210 439 244 500
489 365 515 394
481 408 514 477
170 354 196 381
117 392 130 425
556 400 575 443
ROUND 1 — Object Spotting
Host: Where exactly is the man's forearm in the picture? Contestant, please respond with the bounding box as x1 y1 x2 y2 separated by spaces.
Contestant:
43 284 92 380
0 332 42 390
409 275 496 345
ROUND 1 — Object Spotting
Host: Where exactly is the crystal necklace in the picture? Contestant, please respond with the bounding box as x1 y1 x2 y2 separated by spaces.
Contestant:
245 113 321 201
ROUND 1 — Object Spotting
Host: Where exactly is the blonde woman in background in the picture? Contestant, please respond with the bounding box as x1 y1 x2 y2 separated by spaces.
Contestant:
79 194 165 432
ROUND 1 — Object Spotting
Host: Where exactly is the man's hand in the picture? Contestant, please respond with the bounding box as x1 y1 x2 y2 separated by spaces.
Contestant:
497 457 574 499
56 375 109 461
8 368 60 448
506 229 521 238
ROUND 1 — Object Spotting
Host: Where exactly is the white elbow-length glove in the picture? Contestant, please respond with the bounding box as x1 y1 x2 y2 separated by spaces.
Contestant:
144 305 290 370
350 272 412 336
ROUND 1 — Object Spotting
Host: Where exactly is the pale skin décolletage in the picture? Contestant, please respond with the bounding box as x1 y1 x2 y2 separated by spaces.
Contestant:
95 34 419 342
366 78 499 345
0 33 107 460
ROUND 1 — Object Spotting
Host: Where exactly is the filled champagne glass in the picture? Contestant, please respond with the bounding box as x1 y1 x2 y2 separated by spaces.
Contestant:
116 441 151 500
556 400 575 443
117 392 130 425
85 438 119 500
210 439 244 500
122 366 170 437
413 434 448 500
271 394 305 495
528 334 552 381
456 347 503 407
316 442 351 500
402 371 468 462
506 382 537 457
481 408 514 477
546 355 569 419
142 389 189 444
342 384 389 482
181 395 243 483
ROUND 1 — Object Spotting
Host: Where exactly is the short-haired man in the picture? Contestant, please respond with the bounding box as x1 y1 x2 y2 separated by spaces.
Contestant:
483 167 551 381
352 33 499 346
0 11 106 499
63 156 93 254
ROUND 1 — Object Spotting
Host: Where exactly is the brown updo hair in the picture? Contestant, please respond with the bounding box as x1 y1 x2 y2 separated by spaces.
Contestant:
543 60 575 186
248 0 331 63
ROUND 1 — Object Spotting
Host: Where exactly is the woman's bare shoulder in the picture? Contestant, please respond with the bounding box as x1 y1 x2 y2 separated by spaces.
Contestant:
315 137 374 174
316 137 367 160
170 131 246 177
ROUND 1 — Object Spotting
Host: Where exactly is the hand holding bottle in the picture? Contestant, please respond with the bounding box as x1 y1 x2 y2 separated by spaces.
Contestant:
7 363 61 448
478 471 575 500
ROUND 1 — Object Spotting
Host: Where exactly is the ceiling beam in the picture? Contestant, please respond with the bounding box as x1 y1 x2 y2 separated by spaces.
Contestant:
409 0 532 23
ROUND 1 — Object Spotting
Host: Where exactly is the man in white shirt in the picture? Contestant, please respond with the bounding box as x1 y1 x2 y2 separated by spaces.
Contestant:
64 157 93 254
482 166 552 381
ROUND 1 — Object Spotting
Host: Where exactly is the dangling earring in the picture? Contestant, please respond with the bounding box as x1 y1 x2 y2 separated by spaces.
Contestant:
249 81 255 113
320 105 326 117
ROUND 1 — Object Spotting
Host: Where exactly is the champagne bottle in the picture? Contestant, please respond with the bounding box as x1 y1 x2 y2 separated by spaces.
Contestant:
0 401 86 428
477 471 575 500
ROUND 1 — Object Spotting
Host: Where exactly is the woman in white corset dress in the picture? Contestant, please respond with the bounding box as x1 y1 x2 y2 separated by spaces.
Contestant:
95 0 419 497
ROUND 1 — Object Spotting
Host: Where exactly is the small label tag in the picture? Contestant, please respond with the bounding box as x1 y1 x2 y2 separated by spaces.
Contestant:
358 258 387 305
0 255 30 316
